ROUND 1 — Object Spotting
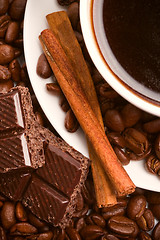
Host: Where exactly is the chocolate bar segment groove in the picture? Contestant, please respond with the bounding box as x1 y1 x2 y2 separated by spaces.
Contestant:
23 173 69 226
0 87 45 172
36 143 82 197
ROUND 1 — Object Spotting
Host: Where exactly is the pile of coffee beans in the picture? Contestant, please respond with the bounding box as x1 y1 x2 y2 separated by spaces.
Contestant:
1 174 160 239
0 0 160 239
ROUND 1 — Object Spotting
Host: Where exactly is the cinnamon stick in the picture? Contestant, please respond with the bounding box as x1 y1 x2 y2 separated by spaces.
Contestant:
46 11 116 207
39 29 136 196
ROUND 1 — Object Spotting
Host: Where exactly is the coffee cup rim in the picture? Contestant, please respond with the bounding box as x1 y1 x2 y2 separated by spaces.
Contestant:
80 0 160 117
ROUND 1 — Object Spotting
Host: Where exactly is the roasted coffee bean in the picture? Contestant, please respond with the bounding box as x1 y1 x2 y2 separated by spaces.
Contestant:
108 216 139 238
123 128 149 155
127 146 152 161
155 134 160 159
97 82 119 99
143 118 160 134
132 188 146 196
80 225 105 240
81 178 95 206
0 79 13 93
14 47 22 58
113 146 130 165
107 132 126 148
10 223 38 235
86 213 106 229
0 15 10 38
0 226 7 240
67 2 79 29
1 201 16 230
65 227 81 240
65 109 79 133
36 53 52 79
101 204 126 220
59 94 70 112
28 212 46 229
8 0 27 20
13 36 23 48
146 154 160 175
99 99 115 116
75 193 84 212
145 191 160 205
0 65 11 82
26 231 53 240
0 0 9 15
149 204 160 221
138 231 152 240
121 103 142 128
152 222 160 240
9 59 21 82
104 109 125 132
5 21 19 43
15 202 28 222
46 82 62 95
102 197 128 220
101 234 120 240
75 217 86 231
0 44 15 65
127 195 146 220
72 204 89 218
136 209 154 231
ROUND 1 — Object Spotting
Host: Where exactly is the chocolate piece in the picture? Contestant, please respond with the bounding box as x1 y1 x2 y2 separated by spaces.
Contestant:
0 168 32 201
0 87 45 172
0 90 24 131
36 143 82 197
23 173 69 226
0 87 90 227
22 138 89 227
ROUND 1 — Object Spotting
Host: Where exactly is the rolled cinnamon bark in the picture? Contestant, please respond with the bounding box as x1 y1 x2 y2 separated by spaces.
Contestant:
47 11 117 207
39 29 136 196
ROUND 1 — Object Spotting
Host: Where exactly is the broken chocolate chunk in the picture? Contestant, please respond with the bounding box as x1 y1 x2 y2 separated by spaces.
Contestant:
0 87 45 172
36 143 82 197
0 87 90 228
0 168 32 201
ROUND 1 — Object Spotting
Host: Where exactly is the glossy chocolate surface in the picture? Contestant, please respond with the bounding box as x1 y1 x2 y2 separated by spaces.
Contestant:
0 90 31 172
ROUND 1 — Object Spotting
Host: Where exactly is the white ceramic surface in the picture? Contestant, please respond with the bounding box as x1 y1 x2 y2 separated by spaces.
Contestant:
24 0 160 192
80 0 160 117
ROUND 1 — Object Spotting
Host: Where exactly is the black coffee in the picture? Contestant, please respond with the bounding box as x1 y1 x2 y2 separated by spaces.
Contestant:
103 0 160 93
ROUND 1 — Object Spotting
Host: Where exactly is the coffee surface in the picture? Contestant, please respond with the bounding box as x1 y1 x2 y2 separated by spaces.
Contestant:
103 0 160 93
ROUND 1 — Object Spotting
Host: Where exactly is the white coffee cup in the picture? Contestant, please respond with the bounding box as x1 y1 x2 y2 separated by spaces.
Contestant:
80 0 160 117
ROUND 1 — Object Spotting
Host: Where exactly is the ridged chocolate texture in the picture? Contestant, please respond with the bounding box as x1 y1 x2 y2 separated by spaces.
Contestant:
0 89 31 173
23 174 69 226
0 90 24 131
0 133 31 172
0 168 32 201
23 142 82 225
36 144 81 197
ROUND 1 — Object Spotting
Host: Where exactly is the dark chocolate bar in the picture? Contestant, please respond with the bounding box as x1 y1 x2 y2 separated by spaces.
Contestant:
0 87 90 228
0 87 45 172
0 139 89 227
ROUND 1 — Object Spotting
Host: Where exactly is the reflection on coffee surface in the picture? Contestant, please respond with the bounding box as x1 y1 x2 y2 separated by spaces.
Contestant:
103 0 160 93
